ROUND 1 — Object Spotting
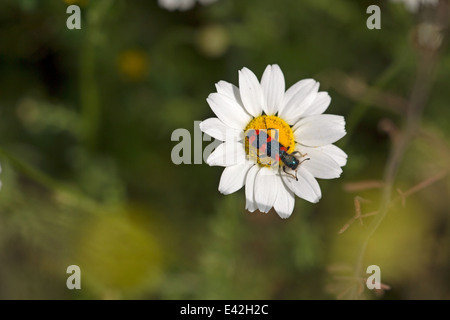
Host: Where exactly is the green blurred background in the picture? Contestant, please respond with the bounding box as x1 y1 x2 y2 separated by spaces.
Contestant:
0 0 449 299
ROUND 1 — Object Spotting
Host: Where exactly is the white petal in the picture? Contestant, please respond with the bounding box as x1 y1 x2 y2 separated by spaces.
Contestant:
254 167 279 213
281 82 319 124
218 161 253 195
296 145 343 179
207 141 246 167
199 118 243 142
320 144 348 167
298 144 348 167
215 81 244 108
279 80 319 124
245 164 260 212
302 92 331 117
282 79 315 108
273 181 295 219
207 93 252 130
282 166 322 203
261 64 285 115
238 67 265 117
294 114 346 147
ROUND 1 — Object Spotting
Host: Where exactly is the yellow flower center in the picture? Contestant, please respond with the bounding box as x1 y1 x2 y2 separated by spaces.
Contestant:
244 115 295 167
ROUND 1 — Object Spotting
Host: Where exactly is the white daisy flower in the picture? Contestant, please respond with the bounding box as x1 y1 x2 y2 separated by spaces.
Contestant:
391 0 438 12
199 65 347 219
158 0 218 11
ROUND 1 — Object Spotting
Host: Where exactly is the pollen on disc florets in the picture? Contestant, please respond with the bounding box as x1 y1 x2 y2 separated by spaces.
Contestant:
244 115 295 167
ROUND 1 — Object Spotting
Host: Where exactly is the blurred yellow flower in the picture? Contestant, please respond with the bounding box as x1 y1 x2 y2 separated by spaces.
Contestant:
329 193 432 293
117 49 149 82
76 209 163 297
196 24 230 58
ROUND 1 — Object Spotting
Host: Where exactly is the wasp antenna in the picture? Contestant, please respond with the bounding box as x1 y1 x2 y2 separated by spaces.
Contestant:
299 157 310 165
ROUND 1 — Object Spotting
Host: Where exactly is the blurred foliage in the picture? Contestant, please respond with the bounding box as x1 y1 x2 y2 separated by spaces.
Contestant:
0 0 449 300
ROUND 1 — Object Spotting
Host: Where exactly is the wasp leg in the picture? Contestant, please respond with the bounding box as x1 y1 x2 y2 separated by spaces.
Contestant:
286 146 302 154
283 166 298 181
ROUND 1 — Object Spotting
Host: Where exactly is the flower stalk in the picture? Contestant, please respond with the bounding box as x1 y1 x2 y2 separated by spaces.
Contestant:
350 2 448 299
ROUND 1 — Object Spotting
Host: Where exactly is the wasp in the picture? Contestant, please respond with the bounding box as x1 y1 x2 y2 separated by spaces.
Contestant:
245 128 309 181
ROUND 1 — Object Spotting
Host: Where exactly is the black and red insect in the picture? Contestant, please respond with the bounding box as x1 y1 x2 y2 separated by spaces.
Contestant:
245 128 309 181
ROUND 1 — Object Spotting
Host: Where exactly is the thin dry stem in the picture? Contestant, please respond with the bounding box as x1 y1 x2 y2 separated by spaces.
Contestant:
343 180 384 192
349 4 449 297
339 170 448 234
322 71 408 115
